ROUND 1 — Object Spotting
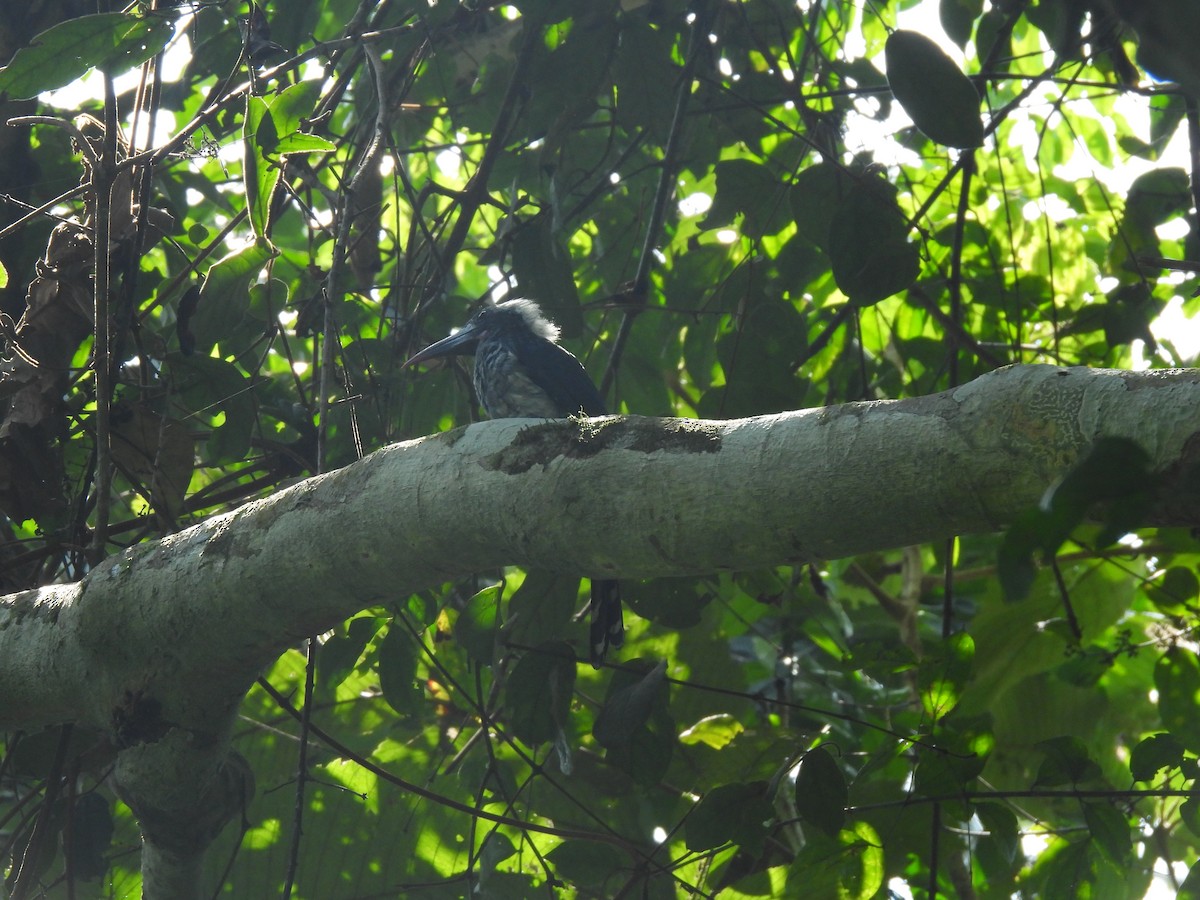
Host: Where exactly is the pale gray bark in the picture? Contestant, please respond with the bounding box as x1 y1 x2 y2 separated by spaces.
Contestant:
1 363 1197 895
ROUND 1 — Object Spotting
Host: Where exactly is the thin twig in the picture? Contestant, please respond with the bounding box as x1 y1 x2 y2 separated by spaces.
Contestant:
0 184 90 240
89 76 119 562
280 638 318 899
428 14 543 304
316 43 389 470
7 116 100 170
601 0 716 396
8 726 73 900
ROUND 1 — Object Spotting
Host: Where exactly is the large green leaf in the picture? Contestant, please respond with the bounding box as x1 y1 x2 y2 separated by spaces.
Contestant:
684 780 773 855
244 80 335 239
0 13 175 99
454 583 502 664
377 623 423 717
703 159 791 239
191 241 277 356
998 437 1156 601
593 659 674 784
508 218 583 337
794 746 847 837
165 354 256 465
502 642 576 746
1156 647 1200 752
785 821 885 900
885 29 983 148
827 177 921 306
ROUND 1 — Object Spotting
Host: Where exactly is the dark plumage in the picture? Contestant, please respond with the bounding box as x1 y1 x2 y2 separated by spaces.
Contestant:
405 299 623 665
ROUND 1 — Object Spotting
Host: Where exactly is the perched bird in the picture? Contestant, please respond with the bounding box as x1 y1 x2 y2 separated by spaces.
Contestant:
405 298 623 665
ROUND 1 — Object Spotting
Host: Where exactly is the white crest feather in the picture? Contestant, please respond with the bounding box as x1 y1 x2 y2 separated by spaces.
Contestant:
496 298 560 343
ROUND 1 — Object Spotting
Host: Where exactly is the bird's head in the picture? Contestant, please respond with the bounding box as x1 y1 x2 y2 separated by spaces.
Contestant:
404 298 560 367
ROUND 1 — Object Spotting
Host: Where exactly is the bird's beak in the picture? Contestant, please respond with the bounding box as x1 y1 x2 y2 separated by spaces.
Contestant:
403 323 481 368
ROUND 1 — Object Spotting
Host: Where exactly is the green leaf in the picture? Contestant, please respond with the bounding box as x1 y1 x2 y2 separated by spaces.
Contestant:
264 78 325 137
827 177 921 306
1033 736 1103 787
974 802 1020 886
974 8 1010 65
0 13 175 100
1117 1 1200 101
1181 859 1200 900
502 572 578 649
913 746 985 808
1123 167 1191 230
1150 94 1188 158
593 659 668 748
685 781 774 854
165 354 256 464
1083 801 1131 864
702 159 791 239
614 19 679 140
593 659 675 785
885 30 983 148
1181 798 1200 838
0 258 7 288
785 820 884 900
789 162 853 252
244 81 333 239
918 632 975 720
503 642 576 746
940 0 983 48
1156 647 1200 752
998 437 1155 601
477 832 516 883
1130 732 1185 782
274 132 337 155
1147 567 1200 613
377 624 423 717
996 510 1049 602
679 713 743 750
243 100 273 240
192 241 277 356
794 746 847 837
1026 0 1087 55
318 616 381 694
508 218 583 337
1039 840 1094 899
623 578 709 629
455 583 502 664
547 840 627 889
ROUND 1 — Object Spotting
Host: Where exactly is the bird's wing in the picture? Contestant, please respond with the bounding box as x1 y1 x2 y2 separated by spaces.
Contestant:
515 339 608 416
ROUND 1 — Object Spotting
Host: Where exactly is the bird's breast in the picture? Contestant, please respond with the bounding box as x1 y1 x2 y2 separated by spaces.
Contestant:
473 343 563 419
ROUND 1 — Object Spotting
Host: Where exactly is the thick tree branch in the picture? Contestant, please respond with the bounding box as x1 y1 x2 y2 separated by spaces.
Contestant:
5 363 1200 721
0 364 1198 892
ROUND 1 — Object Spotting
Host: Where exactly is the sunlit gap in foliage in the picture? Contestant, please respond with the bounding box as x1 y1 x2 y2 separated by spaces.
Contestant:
1133 297 1200 370
434 147 463 179
39 12 193 133
678 193 712 218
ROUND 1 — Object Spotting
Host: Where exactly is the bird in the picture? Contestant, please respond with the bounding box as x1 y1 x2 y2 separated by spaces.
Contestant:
405 298 624 666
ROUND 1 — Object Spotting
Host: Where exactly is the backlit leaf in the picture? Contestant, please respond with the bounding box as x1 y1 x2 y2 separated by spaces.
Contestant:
885 30 983 148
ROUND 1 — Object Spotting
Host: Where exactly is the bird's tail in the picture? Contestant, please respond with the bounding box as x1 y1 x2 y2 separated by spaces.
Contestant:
588 579 624 668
